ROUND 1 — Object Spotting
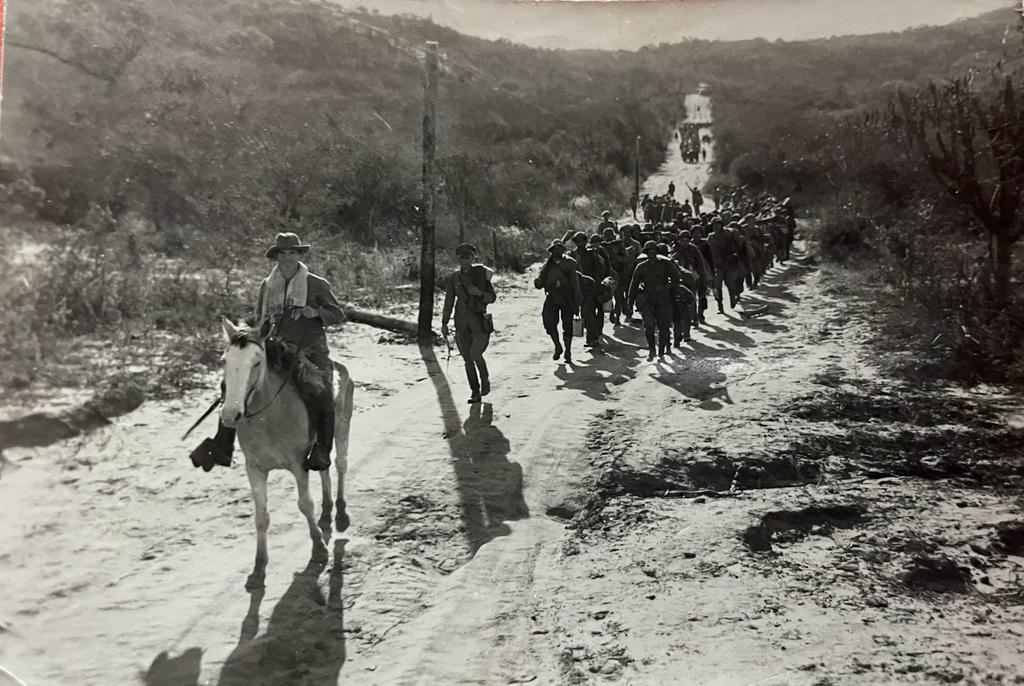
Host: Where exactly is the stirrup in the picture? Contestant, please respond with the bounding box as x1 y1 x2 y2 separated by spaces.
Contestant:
303 441 332 472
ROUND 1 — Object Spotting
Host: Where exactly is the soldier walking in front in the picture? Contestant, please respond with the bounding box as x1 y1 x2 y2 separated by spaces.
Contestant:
441 243 497 404
628 240 682 360
535 240 583 363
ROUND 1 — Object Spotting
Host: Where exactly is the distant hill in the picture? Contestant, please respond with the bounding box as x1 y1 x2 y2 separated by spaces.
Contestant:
1 1 1016 241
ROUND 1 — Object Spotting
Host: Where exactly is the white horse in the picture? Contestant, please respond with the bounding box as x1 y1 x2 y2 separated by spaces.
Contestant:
220 317 353 589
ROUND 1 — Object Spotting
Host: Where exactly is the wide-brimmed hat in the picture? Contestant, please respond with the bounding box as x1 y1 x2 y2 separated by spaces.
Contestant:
455 242 477 257
601 210 612 218
571 231 588 244
266 232 311 258
548 240 566 254
601 228 619 243
642 240 658 252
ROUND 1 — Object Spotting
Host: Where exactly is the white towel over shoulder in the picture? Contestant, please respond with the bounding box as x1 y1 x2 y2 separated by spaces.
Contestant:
259 262 309 322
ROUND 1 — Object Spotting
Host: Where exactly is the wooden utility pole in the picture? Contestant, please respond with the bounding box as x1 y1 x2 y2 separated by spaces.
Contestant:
417 41 439 340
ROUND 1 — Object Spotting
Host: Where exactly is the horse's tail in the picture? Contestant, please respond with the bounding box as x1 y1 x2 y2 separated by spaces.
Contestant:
331 361 354 472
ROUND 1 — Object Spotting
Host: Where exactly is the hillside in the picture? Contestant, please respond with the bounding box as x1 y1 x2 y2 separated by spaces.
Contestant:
0 1 1016 247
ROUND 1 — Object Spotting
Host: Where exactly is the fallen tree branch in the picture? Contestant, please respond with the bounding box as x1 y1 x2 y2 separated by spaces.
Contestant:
341 304 427 337
660 488 738 499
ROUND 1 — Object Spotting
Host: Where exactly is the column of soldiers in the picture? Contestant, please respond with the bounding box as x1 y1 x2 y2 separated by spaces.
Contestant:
536 188 796 362
679 127 703 163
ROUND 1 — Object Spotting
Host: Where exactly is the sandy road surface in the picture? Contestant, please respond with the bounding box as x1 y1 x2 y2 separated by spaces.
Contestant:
646 115 714 212
3 132 1024 685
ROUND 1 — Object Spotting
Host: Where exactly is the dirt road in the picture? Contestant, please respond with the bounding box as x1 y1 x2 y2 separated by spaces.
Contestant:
2 138 1023 686
649 117 714 209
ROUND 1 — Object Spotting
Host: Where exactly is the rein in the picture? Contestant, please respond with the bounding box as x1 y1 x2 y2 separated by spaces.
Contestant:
242 323 309 420
180 395 223 441
183 313 312 436
242 366 290 419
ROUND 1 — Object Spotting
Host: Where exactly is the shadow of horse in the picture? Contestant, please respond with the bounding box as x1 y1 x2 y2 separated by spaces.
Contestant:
419 344 529 555
142 648 203 686
214 539 347 685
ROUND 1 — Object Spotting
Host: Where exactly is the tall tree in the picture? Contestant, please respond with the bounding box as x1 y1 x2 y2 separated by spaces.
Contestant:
888 72 1024 305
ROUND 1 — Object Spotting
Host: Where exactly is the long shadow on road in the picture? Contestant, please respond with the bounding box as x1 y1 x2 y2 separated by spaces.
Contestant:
650 352 733 410
144 542 347 686
646 253 815 406
553 323 645 400
419 344 529 555
215 542 347 686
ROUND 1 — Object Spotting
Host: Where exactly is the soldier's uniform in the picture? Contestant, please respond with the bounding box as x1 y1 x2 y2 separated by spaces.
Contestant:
442 252 496 402
628 244 682 358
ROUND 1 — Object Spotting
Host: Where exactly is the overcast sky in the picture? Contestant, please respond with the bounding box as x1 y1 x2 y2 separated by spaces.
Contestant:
330 0 1015 50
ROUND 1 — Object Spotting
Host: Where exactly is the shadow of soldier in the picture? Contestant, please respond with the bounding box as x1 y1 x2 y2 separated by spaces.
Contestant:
419 343 529 555
553 348 639 401
450 402 529 554
214 540 346 686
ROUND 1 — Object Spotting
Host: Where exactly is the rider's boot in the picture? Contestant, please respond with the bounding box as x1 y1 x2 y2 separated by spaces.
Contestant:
190 421 235 472
303 391 335 472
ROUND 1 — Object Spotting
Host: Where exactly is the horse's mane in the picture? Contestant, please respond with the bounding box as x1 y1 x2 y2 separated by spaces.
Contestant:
227 328 324 392
228 329 285 370
229 329 254 348
265 338 289 371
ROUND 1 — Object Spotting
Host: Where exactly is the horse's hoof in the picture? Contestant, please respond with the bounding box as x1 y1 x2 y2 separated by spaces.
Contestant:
245 573 265 591
335 511 350 533
318 515 332 536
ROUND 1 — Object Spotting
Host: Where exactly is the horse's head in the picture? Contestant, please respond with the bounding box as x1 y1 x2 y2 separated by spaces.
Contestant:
220 317 268 428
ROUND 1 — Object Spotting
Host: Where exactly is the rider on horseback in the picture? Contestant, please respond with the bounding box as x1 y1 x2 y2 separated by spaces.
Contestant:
190 232 346 473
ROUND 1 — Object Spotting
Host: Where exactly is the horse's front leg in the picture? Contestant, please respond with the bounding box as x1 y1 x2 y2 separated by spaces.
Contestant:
245 465 270 590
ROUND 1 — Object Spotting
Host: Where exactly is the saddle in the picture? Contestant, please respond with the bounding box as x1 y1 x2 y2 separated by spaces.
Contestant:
264 337 335 471
265 337 329 396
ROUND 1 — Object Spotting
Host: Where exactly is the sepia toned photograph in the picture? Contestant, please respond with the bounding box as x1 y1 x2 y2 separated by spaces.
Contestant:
1 0 1023 683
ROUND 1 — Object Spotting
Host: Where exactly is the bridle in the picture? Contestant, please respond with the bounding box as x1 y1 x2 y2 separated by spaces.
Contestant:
237 340 291 420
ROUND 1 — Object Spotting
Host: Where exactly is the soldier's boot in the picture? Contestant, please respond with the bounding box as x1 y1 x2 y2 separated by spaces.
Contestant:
550 334 563 361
